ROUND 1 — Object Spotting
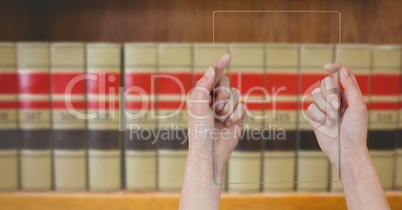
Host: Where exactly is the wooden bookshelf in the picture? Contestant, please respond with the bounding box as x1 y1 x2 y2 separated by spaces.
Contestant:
0 192 401 210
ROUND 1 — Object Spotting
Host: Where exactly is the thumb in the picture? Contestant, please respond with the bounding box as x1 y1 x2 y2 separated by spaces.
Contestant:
187 66 215 117
339 66 366 110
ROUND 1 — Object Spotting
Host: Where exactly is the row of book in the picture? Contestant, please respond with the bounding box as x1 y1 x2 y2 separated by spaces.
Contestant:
0 42 400 193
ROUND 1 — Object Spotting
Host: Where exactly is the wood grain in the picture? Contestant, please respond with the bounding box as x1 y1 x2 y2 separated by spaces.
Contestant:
0 192 401 210
0 0 401 44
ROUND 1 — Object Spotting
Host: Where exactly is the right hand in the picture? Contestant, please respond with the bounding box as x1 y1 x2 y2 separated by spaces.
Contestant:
306 64 369 171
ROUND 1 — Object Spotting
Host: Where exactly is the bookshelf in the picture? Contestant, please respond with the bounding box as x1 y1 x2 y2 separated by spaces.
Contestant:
0 0 402 209
0 192 402 210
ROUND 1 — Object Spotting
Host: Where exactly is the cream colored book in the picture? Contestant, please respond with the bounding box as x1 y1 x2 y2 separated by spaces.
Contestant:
297 44 334 192
124 43 158 191
51 43 86 191
0 43 18 191
332 45 372 192
263 44 299 192
86 43 121 191
227 44 264 193
370 46 401 190
157 43 192 191
17 42 52 191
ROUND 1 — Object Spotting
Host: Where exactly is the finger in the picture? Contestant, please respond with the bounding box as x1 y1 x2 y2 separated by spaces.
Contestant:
188 66 215 116
214 75 231 111
323 63 342 74
339 66 367 111
307 103 331 126
218 87 240 121
224 103 247 127
311 88 337 120
212 53 231 87
320 77 340 110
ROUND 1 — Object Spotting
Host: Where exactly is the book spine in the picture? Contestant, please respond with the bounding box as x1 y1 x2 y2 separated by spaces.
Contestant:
124 43 157 191
51 43 86 191
17 42 52 191
369 46 401 190
86 44 121 191
263 44 299 192
331 45 372 191
193 43 228 189
297 45 333 192
0 43 19 191
227 44 264 193
157 44 192 191
398 53 402 190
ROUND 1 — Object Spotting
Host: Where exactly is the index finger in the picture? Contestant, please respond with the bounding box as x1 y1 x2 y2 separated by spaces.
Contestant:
212 53 231 87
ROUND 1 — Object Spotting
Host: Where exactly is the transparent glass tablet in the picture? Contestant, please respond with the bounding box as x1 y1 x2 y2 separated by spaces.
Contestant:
212 11 341 187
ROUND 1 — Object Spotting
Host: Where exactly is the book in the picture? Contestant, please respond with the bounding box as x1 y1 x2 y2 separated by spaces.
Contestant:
0 43 18 191
333 45 372 191
86 43 121 191
398 51 402 190
17 42 52 191
193 43 229 188
227 44 264 193
51 43 86 191
369 46 401 190
263 44 299 192
157 43 192 191
297 44 334 192
124 43 157 191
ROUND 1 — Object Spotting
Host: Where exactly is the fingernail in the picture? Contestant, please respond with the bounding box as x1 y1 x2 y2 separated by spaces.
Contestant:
204 66 214 78
329 110 337 119
331 100 340 109
222 53 230 61
342 67 349 77
323 63 332 69
312 88 321 95
326 118 334 126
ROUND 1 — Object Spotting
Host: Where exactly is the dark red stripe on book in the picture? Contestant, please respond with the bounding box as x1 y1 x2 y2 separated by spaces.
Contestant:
300 73 327 95
19 101 51 109
125 129 157 151
52 101 85 110
0 101 18 109
86 73 120 95
157 129 188 150
52 73 85 95
53 130 86 150
231 73 265 96
18 72 50 94
234 130 262 152
0 73 18 94
244 102 264 110
0 130 19 150
264 130 297 151
371 74 400 95
88 130 120 150
125 73 156 94
355 74 370 96
266 73 298 95
20 129 51 150
156 73 192 95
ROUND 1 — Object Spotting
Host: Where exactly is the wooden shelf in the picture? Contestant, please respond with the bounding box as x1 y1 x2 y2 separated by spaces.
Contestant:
0 192 401 210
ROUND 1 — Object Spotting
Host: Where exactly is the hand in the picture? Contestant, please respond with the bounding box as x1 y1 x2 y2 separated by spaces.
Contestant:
306 64 368 171
186 53 247 181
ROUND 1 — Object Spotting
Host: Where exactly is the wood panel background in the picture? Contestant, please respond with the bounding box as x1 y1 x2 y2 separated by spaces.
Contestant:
0 0 401 44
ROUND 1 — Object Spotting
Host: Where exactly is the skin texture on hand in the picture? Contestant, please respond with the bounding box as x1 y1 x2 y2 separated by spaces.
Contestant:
179 54 246 210
307 63 390 210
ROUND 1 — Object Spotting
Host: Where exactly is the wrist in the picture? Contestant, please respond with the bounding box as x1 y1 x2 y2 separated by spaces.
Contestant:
339 147 371 180
187 147 226 183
